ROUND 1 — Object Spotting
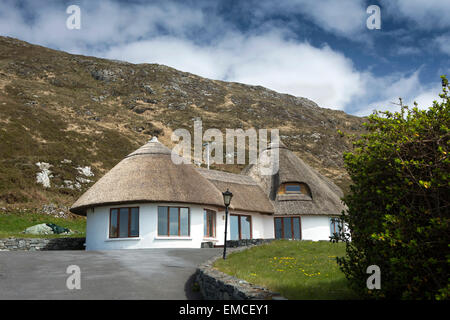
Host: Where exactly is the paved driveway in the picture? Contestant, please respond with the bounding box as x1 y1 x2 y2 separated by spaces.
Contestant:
0 248 220 300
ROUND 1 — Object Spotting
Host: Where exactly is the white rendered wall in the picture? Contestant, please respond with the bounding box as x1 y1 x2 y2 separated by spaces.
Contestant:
86 203 205 250
213 209 274 246
301 215 332 241
85 203 274 250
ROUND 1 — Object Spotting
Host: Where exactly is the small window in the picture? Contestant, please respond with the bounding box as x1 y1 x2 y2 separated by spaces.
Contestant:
330 217 342 237
109 207 139 238
158 206 190 236
204 209 216 238
278 183 311 195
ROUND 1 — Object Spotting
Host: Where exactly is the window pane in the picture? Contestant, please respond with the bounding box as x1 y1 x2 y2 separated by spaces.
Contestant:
130 208 139 237
337 219 342 233
330 217 338 236
169 207 179 236
204 210 215 238
286 185 301 193
110 209 118 238
158 207 168 236
204 210 208 236
230 215 239 240
180 208 189 236
209 212 215 237
119 208 129 238
241 216 251 239
283 217 292 239
293 218 300 239
275 218 283 239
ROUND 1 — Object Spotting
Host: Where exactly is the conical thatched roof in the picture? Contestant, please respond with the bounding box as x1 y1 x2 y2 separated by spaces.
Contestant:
70 138 224 215
242 142 346 216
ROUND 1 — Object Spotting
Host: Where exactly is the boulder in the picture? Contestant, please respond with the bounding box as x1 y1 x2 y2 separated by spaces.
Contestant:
23 223 73 235
142 84 154 94
24 223 53 235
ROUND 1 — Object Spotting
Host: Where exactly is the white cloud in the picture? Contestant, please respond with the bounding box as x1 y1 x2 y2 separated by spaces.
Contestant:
395 46 422 56
0 0 209 52
352 71 443 116
434 34 450 55
407 86 443 108
380 0 450 30
255 0 367 38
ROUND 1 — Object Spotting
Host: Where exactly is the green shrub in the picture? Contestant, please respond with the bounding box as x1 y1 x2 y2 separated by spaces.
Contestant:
336 76 449 300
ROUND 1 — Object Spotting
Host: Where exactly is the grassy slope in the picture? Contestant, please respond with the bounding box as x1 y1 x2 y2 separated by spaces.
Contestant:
0 211 86 238
214 240 357 300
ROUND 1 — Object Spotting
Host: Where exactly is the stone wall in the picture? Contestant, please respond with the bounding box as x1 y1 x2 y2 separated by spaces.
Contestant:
201 239 275 249
225 238 275 248
196 246 286 300
0 237 85 251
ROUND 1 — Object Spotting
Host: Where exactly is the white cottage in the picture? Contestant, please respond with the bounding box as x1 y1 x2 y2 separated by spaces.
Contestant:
70 138 345 250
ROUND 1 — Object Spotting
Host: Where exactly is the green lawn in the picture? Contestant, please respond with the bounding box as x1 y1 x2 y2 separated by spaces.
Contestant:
214 240 357 300
0 211 86 238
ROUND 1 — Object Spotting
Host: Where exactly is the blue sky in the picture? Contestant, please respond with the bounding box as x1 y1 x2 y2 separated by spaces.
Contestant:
0 0 449 116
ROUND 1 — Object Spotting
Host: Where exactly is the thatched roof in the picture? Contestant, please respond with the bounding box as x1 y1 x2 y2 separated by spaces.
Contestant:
70 139 224 215
242 142 346 216
71 138 342 217
197 168 274 214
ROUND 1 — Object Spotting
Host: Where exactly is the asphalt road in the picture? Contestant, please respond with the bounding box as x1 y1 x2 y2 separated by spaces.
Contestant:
0 248 220 300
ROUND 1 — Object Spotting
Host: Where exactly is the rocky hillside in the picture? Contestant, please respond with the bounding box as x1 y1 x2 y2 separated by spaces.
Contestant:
0 36 364 213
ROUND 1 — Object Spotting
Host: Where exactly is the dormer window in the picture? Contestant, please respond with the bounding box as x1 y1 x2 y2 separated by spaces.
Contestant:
278 182 311 196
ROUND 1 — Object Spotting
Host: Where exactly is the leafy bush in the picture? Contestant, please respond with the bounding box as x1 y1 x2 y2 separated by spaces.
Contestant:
336 76 449 299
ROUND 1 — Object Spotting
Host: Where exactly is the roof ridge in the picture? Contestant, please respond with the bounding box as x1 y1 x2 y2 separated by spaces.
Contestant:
125 140 172 158
125 151 172 158
197 168 259 185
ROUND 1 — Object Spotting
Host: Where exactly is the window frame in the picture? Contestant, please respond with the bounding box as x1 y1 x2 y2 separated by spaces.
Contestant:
109 207 140 239
330 217 342 236
204 209 216 238
277 182 312 197
157 206 191 237
274 216 302 240
230 214 253 240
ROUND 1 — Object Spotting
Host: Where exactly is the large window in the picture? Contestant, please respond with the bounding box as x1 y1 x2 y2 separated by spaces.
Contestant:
274 217 301 240
158 206 190 236
204 209 216 238
109 207 139 238
230 214 252 240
